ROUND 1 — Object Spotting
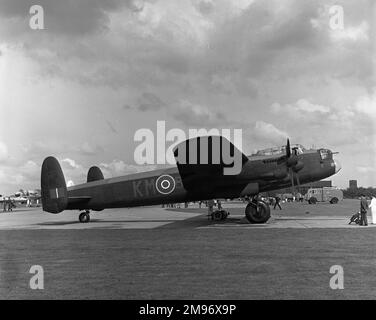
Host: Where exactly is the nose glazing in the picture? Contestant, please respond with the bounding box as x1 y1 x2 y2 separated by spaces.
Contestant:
334 159 342 173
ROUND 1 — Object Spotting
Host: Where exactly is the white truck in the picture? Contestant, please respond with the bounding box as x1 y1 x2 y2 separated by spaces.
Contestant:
305 187 343 204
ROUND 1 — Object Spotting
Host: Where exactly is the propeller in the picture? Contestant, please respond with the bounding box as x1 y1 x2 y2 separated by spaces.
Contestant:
286 138 291 158
284 139 304 195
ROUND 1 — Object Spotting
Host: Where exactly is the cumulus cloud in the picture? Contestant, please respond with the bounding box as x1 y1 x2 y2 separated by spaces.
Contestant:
194 0 215 15
172 100 226 126
330 21 369 42
66 180 75 187
354 90 376 117
137 92 166 111
0 0 143 36
356 166 376 174
251 121 288 145
62 158 81 170
0 0 374 192
0 160 40 194
19 160 39 178
271 99 331 117
99 160 157 177
269 97 374 147
79 142 104 155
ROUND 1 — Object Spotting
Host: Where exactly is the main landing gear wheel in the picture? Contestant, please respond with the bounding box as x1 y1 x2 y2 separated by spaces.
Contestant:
79 211 91 223
245 201 271 224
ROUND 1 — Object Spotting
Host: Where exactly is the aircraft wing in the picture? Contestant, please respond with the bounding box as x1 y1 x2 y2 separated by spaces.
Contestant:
173 135 248 191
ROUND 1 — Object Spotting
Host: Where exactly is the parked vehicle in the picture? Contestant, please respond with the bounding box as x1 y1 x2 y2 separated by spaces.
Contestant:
305 187 343 204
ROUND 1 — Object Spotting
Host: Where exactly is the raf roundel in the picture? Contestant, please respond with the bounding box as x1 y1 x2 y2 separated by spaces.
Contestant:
156 175 176 195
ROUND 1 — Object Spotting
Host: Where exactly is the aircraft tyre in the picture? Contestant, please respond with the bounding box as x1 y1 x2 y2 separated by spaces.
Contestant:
79 211 90 223
245 201 271 224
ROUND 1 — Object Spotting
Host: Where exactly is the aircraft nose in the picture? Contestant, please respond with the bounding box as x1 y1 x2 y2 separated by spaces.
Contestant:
334 159 342 173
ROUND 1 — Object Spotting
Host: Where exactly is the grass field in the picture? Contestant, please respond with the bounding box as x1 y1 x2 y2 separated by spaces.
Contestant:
1 225 376 299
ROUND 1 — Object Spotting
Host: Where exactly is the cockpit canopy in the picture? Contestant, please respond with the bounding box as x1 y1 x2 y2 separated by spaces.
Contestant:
252 144 307 156
319 148 333 160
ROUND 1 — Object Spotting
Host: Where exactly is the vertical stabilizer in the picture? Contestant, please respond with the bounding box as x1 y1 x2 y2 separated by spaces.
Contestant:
87 166 104 182
41 156 68 213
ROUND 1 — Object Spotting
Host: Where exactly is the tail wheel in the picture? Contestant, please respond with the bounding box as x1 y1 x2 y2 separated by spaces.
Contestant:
79 212 90 223
245 201 271 224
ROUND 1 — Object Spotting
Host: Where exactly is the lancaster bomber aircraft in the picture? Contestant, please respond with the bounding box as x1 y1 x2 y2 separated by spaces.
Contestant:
41 136 341 224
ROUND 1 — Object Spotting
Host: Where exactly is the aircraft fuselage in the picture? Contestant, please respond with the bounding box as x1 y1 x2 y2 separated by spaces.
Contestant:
65 148 338 211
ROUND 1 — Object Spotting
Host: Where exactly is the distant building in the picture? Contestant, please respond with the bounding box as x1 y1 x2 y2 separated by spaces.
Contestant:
349 180 357 189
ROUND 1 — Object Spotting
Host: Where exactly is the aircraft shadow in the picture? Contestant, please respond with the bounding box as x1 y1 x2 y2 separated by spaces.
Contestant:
36 219 187 226
156 214 248 229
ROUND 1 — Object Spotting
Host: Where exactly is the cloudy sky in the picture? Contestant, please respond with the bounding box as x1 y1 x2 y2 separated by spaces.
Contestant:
0 0 374 194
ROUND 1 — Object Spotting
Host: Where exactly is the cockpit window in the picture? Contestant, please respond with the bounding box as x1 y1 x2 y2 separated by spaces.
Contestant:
319 149 331 160
253 144 306 156
292 146 304 155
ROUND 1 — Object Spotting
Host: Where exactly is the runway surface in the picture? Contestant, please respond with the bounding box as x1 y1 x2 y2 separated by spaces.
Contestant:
0 199 373 230
1 199 376 299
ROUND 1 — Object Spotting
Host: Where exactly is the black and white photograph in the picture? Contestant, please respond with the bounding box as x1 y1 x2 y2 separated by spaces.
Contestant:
0 0 375 307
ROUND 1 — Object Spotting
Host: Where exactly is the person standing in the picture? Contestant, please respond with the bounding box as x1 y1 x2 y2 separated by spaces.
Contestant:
369 195 376 224
274 196 282 210
207 199 215 217
359 194 369 226
7 198 12 212
4 197 10 212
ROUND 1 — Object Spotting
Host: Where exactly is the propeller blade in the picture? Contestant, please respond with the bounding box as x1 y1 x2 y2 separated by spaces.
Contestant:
296 172 301 193
289 168 295 195
286 138 291 158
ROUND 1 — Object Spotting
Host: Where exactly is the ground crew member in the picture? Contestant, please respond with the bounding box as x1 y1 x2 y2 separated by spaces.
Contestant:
274 196 282 210
359 194 368 226
369 195 376 224
207 199 215 217
217 200 222 210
